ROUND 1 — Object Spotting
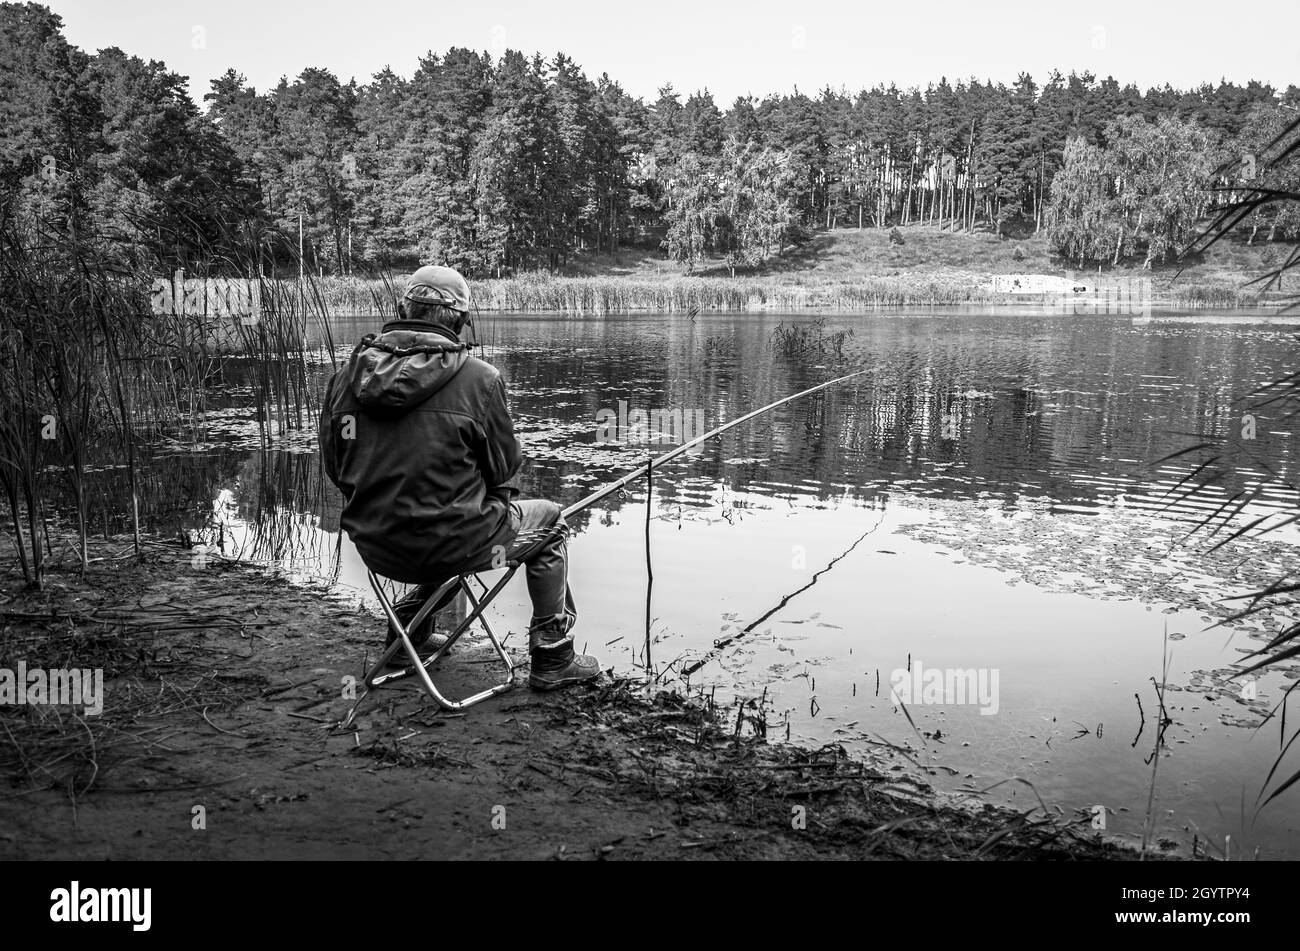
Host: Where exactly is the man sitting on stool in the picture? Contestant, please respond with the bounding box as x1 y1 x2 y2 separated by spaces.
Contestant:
319 265 601 691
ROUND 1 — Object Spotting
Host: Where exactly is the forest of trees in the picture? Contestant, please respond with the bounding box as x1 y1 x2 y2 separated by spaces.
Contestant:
2 1 1297 278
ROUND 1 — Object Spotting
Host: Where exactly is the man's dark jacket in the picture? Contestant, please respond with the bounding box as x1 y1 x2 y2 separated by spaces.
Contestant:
319 320 523 584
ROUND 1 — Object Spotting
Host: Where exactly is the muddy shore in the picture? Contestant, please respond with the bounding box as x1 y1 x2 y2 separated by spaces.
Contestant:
0 533 1162 860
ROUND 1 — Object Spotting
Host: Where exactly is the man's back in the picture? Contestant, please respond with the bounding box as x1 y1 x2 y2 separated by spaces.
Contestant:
319 320 522 584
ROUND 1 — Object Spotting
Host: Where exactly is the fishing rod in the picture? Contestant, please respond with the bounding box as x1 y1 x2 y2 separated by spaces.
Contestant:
560 367 871 521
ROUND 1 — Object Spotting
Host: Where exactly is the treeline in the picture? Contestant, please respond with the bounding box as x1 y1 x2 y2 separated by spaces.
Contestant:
0 4 257 268
2 1 1297 278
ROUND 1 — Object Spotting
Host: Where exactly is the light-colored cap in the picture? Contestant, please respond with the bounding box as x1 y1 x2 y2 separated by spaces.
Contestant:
403 265 470 314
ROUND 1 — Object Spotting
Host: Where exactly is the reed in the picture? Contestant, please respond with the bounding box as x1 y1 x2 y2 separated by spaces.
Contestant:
768 316 854 360
1168 283 1260 308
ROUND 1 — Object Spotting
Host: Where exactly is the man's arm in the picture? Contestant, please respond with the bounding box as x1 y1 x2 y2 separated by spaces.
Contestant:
319 375 341 488
479 374 524 500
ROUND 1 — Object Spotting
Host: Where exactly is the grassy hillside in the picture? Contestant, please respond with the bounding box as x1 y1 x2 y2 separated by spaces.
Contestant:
563 224 1293 296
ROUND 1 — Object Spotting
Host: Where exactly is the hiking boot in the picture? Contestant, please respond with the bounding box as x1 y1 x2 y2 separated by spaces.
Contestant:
387 583 463 663
528 632 602 691
383 630 451 669
384 606 451 668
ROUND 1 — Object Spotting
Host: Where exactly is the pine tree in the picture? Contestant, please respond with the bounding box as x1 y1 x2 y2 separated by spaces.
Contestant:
680 90 724 154
471 50 555 273
86 48 254 263
351 66 411 264
591 74 645 251
647 84 684 212
400 48 492 271
975 74 1037 236
725 95 762 145
548 53 601 261
0 2 101 242
268 68 358 272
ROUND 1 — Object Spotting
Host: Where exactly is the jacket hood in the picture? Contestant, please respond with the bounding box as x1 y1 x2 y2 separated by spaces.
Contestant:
345 322 471 413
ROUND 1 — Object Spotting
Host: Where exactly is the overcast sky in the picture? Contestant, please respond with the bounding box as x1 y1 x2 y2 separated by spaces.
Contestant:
47 0 1299 107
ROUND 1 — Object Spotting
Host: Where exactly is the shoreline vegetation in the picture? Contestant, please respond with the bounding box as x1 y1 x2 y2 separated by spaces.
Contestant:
394 272 1261 313
305 228 1292 316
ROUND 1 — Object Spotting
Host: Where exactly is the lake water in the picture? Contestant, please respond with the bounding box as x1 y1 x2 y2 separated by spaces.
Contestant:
150 308 1300 857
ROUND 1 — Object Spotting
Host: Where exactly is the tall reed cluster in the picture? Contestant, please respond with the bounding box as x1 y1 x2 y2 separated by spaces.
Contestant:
0 221 173 585
0 218 335 589
768 317 854 360
228 277 338 435
313 273 998 314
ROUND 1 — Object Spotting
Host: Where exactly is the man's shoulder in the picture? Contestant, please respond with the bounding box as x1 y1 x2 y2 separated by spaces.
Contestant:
459 354 503 388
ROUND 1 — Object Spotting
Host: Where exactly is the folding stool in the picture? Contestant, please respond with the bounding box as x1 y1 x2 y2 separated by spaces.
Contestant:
338 524 564 727
339 562 520 728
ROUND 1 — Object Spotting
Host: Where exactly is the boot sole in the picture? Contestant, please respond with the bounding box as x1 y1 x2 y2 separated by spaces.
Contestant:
529 671 600 691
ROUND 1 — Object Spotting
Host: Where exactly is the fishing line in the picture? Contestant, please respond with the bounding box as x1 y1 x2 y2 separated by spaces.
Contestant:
468 297 488 363
680 508 886 677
